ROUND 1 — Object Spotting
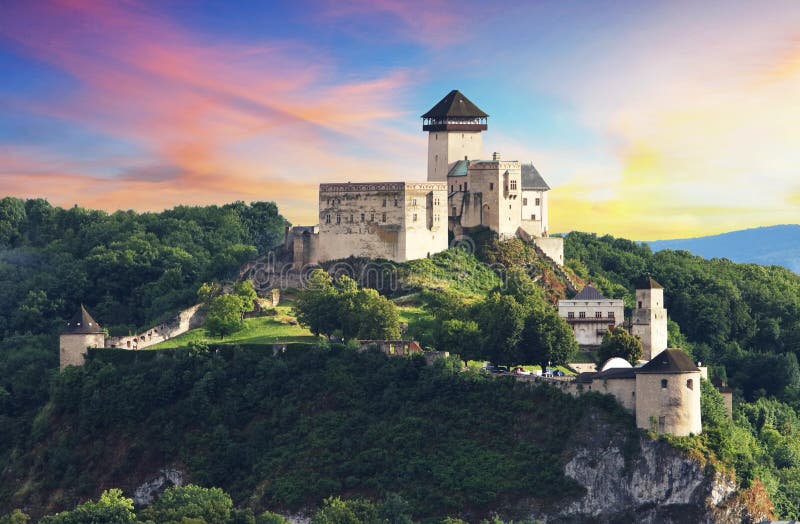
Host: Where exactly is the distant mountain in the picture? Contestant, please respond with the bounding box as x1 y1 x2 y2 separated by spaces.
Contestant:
645 225 800 274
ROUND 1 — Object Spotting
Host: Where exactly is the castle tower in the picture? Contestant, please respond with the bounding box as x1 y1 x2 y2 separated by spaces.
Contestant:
59 305 106 370
422 90 488 181
631 277 668 361
634 349 702 436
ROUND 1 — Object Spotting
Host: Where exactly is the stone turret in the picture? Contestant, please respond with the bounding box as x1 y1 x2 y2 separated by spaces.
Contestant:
423 90 488 182
631 276 668 360
59 305 106 370
634 349 702 436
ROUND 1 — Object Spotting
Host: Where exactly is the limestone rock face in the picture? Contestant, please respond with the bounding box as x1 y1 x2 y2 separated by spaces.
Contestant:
133 468 185 506
532 431 768 523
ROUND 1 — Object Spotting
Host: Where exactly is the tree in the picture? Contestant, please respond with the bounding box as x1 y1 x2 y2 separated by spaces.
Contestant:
294 270 339 337
0 510 30 524
205 294 246 339
598 327 643 365
234 280 258 314
139 484 233 524
39 489 135 524
520 305 578 371
310 497 379 524
476 292 527 365
257 511 291 524
198 282 223 305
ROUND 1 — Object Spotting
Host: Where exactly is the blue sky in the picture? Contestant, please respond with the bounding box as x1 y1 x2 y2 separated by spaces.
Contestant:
1 0 799 238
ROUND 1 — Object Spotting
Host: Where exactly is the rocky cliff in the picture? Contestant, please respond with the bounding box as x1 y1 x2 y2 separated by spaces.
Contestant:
527 412 771 523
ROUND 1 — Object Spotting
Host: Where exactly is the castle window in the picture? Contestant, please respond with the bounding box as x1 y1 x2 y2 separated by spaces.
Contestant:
382 212 386 222
360 213 365 222
464 182 467 190
659 416 666 431
413 213 418 222
535 198 540 206
412 198 417 206
595 312 602 318
638 301 643 308
608 311 615 318
452 206 457 216
567 312 575 319
523 198 528 206
336 213 341 224
394 199 398 207
579 312 586 318
370 212 375 222
532 214 537 220
686 379 694 390
325 214 331 224
382 198 387 207
450 185 454 192
350 214 354 223
489 183 494 190
510 180 517 190
458 184 462 191
661 379 668 389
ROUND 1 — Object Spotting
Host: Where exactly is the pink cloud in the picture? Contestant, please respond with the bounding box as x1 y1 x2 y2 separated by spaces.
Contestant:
0 0 424 224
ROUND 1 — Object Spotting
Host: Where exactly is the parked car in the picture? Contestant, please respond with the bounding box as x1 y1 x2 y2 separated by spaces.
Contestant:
512 367 531 375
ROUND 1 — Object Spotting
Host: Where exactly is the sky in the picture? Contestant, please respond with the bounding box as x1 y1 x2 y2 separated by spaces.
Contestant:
0 0 798 240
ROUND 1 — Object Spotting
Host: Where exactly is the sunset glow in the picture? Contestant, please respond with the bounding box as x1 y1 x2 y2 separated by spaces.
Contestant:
1 0 798 239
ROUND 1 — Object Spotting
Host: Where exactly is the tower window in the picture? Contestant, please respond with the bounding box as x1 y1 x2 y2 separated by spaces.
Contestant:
510 180 517 190
336 213 341 224
452 206 456 216
382 198 387 207
464 182 467 190
531 214 537 220
638 301 643 308
567 312 575 319
608 311 615 318
579 312 586 318
350 214 354 223
458 184 462 191
412 198 417 206
523 198 528 206
661 379 668 389
360 213 365 222
370 212 375 222
595 312 602 318
535 198 540 205
382 212 386 222
450 185 454 192
325 214 331 224
394 199 398 207
413 214 418 222
687 379 694 390
489 183 494 191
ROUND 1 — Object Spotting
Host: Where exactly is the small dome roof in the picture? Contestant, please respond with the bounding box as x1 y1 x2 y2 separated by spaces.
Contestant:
600 357 633 372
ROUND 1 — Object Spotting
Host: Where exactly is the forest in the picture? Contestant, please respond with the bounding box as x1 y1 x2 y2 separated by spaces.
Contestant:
3 198 800 518
0 197 287 337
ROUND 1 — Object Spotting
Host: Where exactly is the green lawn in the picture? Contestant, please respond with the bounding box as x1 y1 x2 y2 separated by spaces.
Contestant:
149 308 319 349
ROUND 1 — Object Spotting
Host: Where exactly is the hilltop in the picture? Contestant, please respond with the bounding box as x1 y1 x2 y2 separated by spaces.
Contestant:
645 225 800 274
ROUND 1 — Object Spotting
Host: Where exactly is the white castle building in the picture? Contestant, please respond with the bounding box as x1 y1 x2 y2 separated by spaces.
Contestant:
287 90 564 268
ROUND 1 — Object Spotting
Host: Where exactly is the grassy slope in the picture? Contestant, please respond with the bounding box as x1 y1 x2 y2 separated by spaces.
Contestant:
149 307 318 349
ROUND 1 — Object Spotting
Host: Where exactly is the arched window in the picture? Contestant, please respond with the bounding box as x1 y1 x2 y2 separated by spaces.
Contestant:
661 379 668 389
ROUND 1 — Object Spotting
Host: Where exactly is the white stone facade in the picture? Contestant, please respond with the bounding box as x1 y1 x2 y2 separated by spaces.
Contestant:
316 182 448 263
559 298 625 347
427 130 483 182
632 287 669 361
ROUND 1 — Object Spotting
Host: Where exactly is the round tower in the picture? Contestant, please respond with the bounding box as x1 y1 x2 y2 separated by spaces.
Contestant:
634 349 702 436
422 90 488 181
59 305 105 370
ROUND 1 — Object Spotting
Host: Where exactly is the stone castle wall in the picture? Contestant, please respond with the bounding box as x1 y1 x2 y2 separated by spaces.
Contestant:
59 333 105 370
635 372 702 436
106 304 204 351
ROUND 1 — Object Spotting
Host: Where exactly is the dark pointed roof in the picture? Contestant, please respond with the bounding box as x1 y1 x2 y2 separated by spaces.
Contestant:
574 284 606 300
635 276 663 289
422 90 488 119
62 305 104 335
521 163 550 191
635 349 699 374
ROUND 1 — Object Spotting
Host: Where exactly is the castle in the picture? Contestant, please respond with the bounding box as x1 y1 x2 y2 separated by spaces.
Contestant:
287 90 564 269
558 277 668 361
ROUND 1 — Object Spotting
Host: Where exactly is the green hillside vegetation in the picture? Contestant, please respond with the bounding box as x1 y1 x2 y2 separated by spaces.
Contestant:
0 345 636 521
0 198 287 337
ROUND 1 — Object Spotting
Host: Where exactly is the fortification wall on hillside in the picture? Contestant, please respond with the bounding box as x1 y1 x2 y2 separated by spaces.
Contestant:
106 304 204 350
